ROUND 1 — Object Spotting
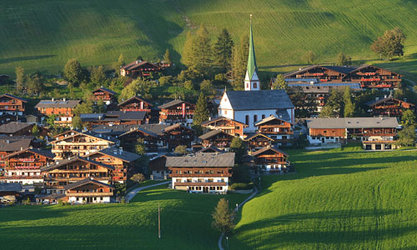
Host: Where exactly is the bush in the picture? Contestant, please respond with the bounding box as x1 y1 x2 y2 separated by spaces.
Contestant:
230 182 253 190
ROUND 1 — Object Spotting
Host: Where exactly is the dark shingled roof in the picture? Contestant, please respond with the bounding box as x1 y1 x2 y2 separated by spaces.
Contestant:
198 146 224 153
201 116 247 127
0 183 22 192
118 96 153 107
245 133 275 141
35 99 80 109
158 99 190 109
0 122 33 134
0 136 33 152
0 93 27 103
5 148 55 159
166 152 235 168
225 90 294 111
284 65 357 77
307 117 399 129
149 155 167 171
41 156 115 172
105 111 147 121
366 97 415 107
93 87 117 96
96 147 141 162
199 130 231 140
64 178 113 190
251 146 288 157
121 60 158 71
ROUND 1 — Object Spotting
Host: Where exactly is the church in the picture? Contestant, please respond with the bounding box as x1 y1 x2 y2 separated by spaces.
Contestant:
218 16 294 133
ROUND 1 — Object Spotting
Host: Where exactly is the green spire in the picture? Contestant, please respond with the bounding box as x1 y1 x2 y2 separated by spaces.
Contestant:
247 14 257 80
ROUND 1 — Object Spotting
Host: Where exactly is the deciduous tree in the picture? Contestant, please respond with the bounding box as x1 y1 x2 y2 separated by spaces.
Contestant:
90 65 106 84
371 28 406 60
212 198 235 235
15 66 25 91
302 50 316 64
230 137 246 164
64 59 84 85
343 87 355 117
336 52 352 66
271 74 287 90
174 145 187 155
130 173 146 183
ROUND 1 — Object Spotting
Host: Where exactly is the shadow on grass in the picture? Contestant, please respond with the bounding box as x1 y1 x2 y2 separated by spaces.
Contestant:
233 209 417 249
0 55 56 64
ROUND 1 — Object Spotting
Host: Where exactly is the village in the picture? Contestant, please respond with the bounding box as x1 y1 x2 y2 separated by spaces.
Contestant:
0 18 415 208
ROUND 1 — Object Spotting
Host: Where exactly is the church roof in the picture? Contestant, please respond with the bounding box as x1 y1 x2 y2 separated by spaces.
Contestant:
247 15 257 80
225 90 294 111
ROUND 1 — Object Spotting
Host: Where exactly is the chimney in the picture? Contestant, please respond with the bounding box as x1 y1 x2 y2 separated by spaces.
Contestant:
63 98 66 102
6 140 9 144
136 60 139 64
52 98 54 101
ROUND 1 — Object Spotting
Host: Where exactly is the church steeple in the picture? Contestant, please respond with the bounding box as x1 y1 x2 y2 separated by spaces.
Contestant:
245 14 260 91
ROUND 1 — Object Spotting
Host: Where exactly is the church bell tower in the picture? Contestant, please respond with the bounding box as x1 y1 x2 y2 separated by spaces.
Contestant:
244 14 260 91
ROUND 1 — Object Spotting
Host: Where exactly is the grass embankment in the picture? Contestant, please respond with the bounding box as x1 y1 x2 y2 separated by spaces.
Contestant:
232 147 417 249
2 0 417 78
0 186 248 249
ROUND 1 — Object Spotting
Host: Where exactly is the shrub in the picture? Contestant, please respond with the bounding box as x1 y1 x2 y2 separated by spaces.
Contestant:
230 182 253 190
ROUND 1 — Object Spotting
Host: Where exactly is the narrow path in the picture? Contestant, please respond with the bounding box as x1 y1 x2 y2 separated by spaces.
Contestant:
218 187 258 250
125 181 170 202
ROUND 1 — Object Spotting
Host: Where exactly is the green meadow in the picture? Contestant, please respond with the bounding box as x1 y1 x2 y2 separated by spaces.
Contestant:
232 147 417 249
2 0 417 78
0 186 248 249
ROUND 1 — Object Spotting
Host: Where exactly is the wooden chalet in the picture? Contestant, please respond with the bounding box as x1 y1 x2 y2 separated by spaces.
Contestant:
35 99 81 126
0 113 19 125
255 115 293 146
0 94 27 117
51 131 117 160
149 155 169 180
1 148 55 186
0 122 34 136
251 146 290 173
307 117 399 150
158 99 195 126
120 60 161 78
201 117 248 138
245 133 274 150
367 97 415 117
0 136 34 168
64 178 114 204
86 147 140 183
41 156 114 194
199 130 235 150
80 111 148 128
285 65 401 90
92 87 117 105
166 152 235 193
118 96 153 113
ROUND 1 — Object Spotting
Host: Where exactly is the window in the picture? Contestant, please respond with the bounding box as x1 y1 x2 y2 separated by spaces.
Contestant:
224 110 227 115
245 115 249 125
262 114 265 119
246 83 249 89
253 82 257 89
253 115 257 123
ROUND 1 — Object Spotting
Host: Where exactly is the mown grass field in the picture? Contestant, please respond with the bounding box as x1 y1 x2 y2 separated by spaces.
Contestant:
232 147 417 249
2 0 417 78
0 186 248 249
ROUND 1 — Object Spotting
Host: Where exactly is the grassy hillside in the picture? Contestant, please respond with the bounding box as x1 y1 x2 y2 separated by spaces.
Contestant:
2 0 417 77
232 147 417 249
0 186 248 249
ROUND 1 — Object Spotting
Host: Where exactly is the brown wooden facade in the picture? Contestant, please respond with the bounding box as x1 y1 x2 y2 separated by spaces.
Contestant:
367 97 415 117
201 117 248 137
51 132 116 160
199 130 235 149
0 94 26 116
158 100 195 126
92 88 117 104
41 157 114 193
118 96 152 113
245 133 275 150
285 65 402 89
120 61 161 78
252 147 290 173
65 178 114 204
255 116 293 145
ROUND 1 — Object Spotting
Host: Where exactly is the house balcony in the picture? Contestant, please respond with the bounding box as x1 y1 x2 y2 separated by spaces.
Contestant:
174 182 227 187
170 173 232 178
66 192 113 197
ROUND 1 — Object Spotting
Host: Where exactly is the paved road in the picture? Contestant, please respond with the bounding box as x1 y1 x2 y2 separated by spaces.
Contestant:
218 187 259 250
125 181 170 202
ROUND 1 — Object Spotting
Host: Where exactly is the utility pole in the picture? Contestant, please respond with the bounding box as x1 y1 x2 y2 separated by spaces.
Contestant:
158 204 161 239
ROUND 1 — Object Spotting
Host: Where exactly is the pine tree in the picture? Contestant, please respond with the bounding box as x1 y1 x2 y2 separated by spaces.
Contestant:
182 31 195 67
163 49 171 64
115 53 125 72
319 89 343 118
343 87 355 117
212 198 235 235
15 66 25 91
271 74 287 90
230 137 246 164
27 72 44 95
192 24 212 74
193 92 209 126
213 28 234 73
231 35 249 90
